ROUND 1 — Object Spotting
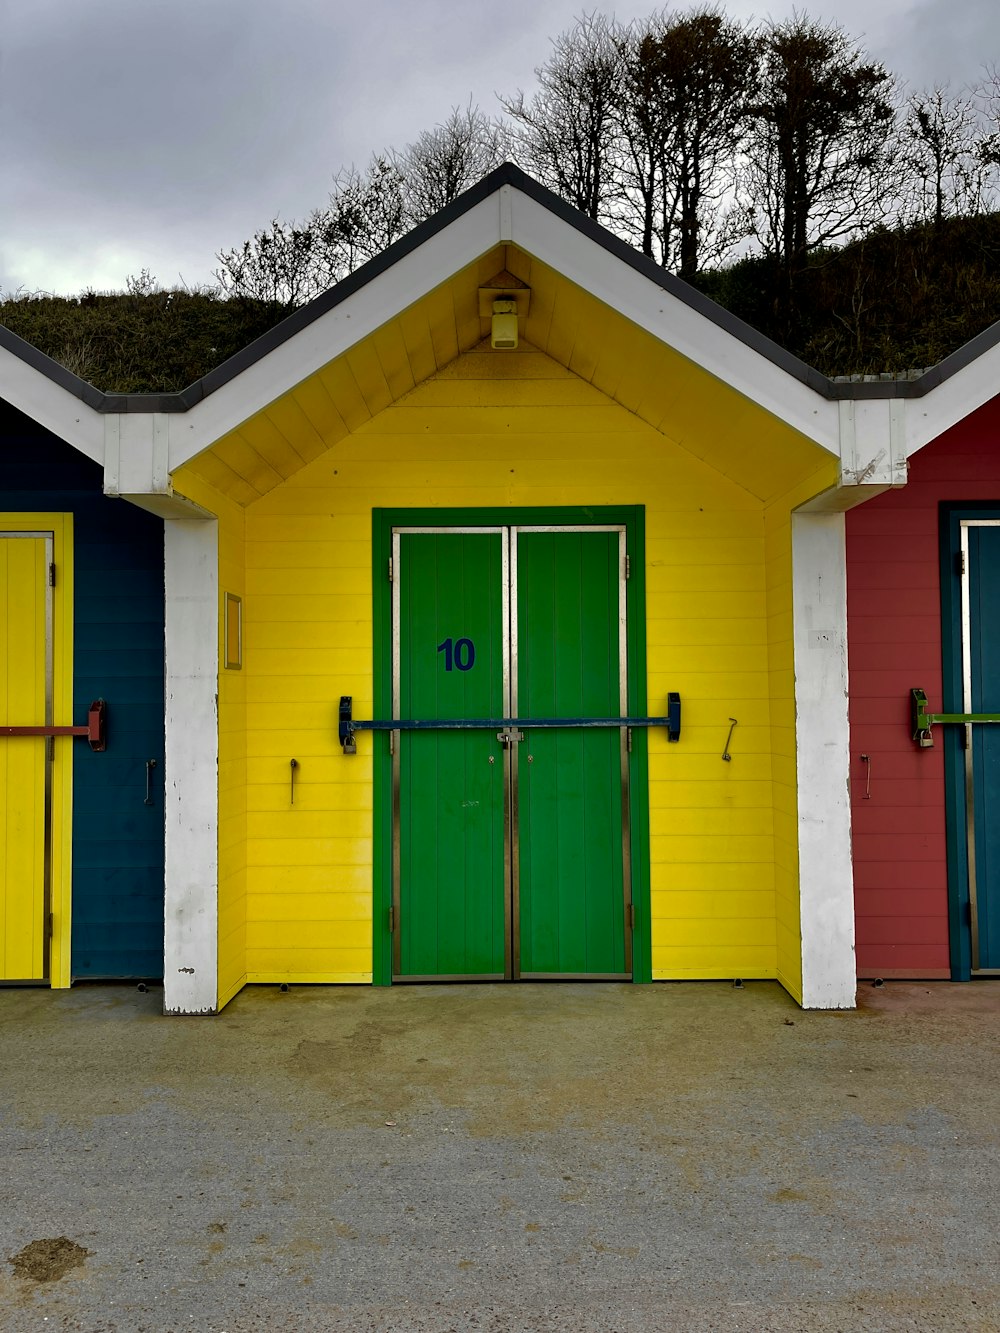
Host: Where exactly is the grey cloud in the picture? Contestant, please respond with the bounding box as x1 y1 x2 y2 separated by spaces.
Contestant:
1 0 992 295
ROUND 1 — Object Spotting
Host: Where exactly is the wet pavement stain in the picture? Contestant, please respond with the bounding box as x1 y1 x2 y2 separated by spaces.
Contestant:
9 1237 91 1283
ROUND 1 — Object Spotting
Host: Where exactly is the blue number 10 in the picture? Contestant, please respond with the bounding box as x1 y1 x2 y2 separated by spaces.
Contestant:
437 637 475 671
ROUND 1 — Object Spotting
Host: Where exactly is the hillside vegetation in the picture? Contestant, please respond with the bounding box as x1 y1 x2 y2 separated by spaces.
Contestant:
0 286 286 395
3 210 999 393
696 212 1000 376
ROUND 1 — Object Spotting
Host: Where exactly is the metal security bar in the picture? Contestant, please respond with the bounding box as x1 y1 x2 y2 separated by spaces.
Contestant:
338 694 680 754
1 698 107 751
911 687 1000 749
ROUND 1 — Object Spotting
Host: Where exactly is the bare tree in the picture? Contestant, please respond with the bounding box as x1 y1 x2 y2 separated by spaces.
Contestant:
215 218 327 306
618 6 756 275
741 16 898 330
974 66 1000 188
502 12 624 222
901 85 993 224
215 156 406 305
396 103 507 223
319 155 407 276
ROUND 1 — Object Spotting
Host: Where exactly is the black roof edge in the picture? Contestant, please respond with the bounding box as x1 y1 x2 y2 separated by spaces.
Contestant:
824 317 1000 399
108 167 537 413
502 167 836 397
0 323 106 410
906 317 1000 396
155 162 836 407
4 162 1000 414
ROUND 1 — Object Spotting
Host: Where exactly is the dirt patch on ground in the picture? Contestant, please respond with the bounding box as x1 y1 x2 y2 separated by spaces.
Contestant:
9 1237 90 1283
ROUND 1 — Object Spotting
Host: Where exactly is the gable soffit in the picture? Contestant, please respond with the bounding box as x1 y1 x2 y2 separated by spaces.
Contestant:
176 243 832 508
6 168 1000 475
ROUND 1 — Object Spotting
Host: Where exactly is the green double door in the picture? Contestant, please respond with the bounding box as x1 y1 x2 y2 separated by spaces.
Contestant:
393 525 632 981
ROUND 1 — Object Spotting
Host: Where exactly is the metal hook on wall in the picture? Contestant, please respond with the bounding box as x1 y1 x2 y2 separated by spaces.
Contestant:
722 718 738 762
860 752 871 799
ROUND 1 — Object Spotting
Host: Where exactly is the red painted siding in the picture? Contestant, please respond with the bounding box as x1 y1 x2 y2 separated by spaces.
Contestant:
847 395 1000 976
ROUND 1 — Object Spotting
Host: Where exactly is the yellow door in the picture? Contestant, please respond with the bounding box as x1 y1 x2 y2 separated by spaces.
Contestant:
0 534 50 981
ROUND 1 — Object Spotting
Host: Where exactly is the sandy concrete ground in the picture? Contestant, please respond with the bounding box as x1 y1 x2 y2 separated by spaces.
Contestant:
1 979 999 1332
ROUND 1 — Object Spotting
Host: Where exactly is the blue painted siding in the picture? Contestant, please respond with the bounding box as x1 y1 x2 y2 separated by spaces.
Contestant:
1 403 165 978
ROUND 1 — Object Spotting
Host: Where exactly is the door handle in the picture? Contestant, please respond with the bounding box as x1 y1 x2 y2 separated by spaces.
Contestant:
144 758 157 806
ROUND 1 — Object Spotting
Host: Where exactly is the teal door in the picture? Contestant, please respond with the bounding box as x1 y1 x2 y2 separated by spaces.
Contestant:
393 526 631 981
963 521 1000 972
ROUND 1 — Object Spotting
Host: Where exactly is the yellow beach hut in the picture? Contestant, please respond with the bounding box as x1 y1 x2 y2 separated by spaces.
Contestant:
7 166 900 1011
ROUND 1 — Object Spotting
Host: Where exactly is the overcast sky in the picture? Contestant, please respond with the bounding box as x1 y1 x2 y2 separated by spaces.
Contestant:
0 0 996 296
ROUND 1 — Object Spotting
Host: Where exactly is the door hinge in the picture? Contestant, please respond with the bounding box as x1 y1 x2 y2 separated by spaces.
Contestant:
388 730 394 756
624 554 631 580
388 557 394 583
388 906 396 933
49 562 56 587
958 550 966 577
627 903 636 930
626 726 633 752
46 735 55 762
48 911 54 939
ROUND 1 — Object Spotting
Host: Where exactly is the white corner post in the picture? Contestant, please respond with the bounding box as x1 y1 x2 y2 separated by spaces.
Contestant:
163 517 219 1014
792 511 856 1008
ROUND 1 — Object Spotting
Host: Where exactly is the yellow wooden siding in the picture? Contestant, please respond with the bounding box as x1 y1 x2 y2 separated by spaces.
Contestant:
763 462 839 1002
217 346 829 985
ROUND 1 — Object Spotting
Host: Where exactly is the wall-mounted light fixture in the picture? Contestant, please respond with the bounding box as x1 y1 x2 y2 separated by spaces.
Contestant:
478 270 531 351
491 299 518 350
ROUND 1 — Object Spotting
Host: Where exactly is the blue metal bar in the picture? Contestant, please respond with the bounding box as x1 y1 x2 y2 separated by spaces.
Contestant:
338 694 681 753
350 716 670 731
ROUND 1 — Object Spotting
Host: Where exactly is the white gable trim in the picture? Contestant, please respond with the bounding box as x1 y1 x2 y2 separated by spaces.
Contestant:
161 182 841 474
166 192 505 470
903 352 1000 458
509 190 840 457
1 342 104 463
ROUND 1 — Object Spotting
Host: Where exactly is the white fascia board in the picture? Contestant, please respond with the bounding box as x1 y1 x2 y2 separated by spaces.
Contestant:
1 344 104 463
796 482 895 514
508 191 841 456
799 400 909 512
903 351 1000 458
838 399 908 488
163 518 219 1015
167 192 504 470
120 492 215 521
792 511 856 1009
104 412 213 518
105 412 170 496
796 398 910 513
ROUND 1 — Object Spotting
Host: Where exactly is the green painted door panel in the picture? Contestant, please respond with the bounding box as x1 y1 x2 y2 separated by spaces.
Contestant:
516 530 627 975
397 532 506 977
